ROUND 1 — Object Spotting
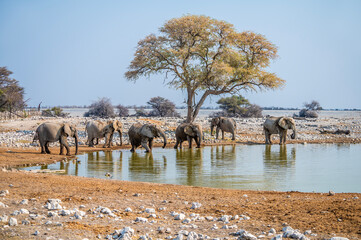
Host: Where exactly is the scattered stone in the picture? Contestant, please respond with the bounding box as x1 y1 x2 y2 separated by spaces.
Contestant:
110 227 134 240
145 208 155 213
0 190 9 197
20 199 28 205
329 238 349 240
20 209 29 214
32 230 40 236
0 215 9 223
44 199 62 210
271 235 283 240
0 202 8 208
135 217 148 223
22 220 30 225
174 213 185 220
125 207 132 212
328 191 335 196
269 228 277 234
205 216 214 221
182 218 191 224
9 217 18 226
190 202 202 209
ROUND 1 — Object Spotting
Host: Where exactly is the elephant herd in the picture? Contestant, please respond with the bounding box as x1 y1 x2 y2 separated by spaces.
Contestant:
33 116 297 155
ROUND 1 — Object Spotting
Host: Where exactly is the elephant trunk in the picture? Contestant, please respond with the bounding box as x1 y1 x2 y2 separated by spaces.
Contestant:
74 131 79 155
159 129 167 148
197 131 202 147
291 125 296 139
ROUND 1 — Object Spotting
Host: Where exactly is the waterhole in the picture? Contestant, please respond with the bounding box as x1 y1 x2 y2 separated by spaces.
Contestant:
22 144 361 193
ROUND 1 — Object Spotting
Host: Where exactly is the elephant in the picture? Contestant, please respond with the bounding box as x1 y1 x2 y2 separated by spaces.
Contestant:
210 117 237 140
174 123 203 149
33 122 79 155
128 123 167 152
85 120 123 148
263 116 296 145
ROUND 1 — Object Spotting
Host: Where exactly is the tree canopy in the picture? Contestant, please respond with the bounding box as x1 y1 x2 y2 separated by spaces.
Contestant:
0 67 26 114
125 15 284 122
147 96 179 117
84 97 115 118
215 95 262 118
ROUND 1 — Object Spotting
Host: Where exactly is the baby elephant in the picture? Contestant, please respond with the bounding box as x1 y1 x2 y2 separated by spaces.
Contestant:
174 123 203 149
210 117 237 140
128 123 167 152
263 116 296 145
85 120 123 148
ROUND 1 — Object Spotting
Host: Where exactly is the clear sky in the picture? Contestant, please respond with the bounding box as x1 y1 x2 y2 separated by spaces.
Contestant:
1 0 360 109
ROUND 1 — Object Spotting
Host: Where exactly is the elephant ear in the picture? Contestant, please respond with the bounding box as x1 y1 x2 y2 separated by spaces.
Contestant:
140 125 154 138
278 118 288 130
62 124 72 137
114 120 122 131
102 125 113 135
184 125 196 136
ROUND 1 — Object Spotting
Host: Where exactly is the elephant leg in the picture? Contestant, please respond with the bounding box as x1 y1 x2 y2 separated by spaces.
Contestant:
60 136 70 155
187 136 192 148
222 130 225 140
195 137 201 148
141 139 150 152
95 138 99 145
45 142 51 154
232 130 235 140
216 128 220 139
103 133 111 148
119 131 123 146
174 139 179 149
39 139 46 154
279 131 285 145
148 138 153 150
265 130 272 144
59 142 64 155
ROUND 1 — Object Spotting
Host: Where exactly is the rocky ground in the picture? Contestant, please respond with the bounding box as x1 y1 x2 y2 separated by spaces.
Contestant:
0 115 361 240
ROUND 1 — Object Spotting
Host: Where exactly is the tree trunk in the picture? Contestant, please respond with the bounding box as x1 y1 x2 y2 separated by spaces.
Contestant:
186 88 194 123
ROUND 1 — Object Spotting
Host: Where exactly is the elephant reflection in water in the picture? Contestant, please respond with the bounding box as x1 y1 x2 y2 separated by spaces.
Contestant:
129 152 166 175
263 145 296 168
210 145 236 167
175 148 203 186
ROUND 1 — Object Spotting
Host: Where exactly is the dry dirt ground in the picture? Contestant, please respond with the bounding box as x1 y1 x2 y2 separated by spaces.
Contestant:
0 146 360 240
1 116 361 239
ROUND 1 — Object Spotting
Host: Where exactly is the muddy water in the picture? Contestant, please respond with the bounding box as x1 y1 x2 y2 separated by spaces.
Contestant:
23 144 361 193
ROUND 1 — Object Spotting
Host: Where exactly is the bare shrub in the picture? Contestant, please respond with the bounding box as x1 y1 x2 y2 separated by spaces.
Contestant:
116 105 129 117
84 98 115 118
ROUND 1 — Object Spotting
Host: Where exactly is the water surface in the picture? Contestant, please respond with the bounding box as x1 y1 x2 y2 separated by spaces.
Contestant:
23 144 361 193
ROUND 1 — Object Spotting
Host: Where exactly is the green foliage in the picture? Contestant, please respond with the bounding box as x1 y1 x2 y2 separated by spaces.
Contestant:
0 66 26 113
147 96 180 117
125 15 284 122
214 95 262 118
42 107 68 117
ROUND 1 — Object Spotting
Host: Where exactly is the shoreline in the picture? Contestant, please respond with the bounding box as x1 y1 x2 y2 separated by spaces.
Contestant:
1 116 361 239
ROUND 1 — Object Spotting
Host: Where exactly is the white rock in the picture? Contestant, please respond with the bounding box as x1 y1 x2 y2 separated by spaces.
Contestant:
9 217 18 226
135 217 148 223
182 218 191 224
20 209 29 214
0 215 9 223
20 199 28 205
124 207 132 212
329 238 349 240
145 208 155 213
44 199 62 210
190 202 202 209
174 213 185 220
0 202 7 208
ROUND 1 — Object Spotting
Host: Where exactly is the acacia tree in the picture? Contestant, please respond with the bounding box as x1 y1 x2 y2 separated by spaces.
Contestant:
125 15 284 122
0 67 26 114
147 96 179 117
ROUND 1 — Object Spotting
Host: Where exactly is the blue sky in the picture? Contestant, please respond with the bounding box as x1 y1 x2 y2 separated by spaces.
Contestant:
1 0 360 109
